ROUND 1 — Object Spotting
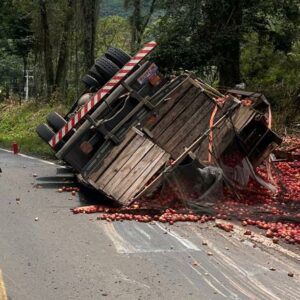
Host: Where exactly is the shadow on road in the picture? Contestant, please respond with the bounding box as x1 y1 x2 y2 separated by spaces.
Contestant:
35 169 116 208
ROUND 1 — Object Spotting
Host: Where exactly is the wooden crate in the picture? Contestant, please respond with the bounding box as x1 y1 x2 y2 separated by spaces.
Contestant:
88 127 170 205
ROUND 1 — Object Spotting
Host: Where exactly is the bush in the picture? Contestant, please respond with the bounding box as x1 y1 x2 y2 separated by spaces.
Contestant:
241 33 300 129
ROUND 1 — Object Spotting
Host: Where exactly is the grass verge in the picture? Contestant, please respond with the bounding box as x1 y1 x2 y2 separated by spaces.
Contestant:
0 101 68 157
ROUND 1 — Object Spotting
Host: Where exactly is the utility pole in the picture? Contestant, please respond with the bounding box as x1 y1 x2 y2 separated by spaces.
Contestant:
24 70 33 101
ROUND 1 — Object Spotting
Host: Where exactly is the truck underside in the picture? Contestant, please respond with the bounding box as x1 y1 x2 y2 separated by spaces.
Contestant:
36 43 282 206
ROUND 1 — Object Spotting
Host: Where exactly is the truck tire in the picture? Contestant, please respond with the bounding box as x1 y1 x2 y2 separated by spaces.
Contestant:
36 123 55 143
88 66 106 85
82 74 101 89
105 47 131 68
94 57 119 81
46 112 67 132
36 123 64 151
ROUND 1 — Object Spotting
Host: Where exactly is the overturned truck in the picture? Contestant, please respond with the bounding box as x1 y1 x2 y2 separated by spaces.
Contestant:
36 42 282 206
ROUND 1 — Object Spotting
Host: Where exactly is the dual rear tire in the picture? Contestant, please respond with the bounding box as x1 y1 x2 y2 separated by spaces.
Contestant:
37 48 132 150
36 112 68 150
83 47 131 90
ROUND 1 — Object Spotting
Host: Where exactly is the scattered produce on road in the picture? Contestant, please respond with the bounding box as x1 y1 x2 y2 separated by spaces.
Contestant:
70 136 300 245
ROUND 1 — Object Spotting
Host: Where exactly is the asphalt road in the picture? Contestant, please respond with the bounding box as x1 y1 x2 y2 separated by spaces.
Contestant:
0 149 299 300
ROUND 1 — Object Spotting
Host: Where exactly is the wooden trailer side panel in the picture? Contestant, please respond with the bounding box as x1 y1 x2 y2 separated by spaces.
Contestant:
89 129 137 183
151 86 202 138
145 77 195 129
165 94 215 157
89 128 170 205
117 148 170 203
144 80 217 160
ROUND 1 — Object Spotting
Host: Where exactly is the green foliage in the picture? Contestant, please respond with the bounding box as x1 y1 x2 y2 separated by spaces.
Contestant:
0 101 68 156
65 88 79 107
241 33 300 127
0 0 33 56
95 16 131 56
148 0 241 84
149 0 300 87
0 51 23 92
0 0 33 95
243 0 300 53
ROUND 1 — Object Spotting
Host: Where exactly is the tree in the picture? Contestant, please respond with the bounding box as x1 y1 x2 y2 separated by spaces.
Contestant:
39 0 55 96
0 0 33 97
124 0 157 52
80 0 101 71
1 0 94 100
95 16 131 57
55 0 76 90
203 0 242 87
241 34 300 125
151 0 300 87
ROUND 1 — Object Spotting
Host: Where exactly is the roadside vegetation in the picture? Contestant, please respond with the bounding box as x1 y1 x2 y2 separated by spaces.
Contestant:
0 101 68 157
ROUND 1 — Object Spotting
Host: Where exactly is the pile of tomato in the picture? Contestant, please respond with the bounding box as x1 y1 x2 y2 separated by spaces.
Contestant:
276 136 300 155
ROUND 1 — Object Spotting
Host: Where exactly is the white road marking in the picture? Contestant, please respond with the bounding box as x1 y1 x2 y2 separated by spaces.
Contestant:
189 264 228 298
0 148 65 167
184 252 241 299
191 228 284 300
133 223 152 240
100 221 201 254
101 222 137 254
155 222 200 251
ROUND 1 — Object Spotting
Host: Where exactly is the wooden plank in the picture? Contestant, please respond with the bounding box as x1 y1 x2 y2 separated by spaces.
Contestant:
192 99 238 161
157 90 209 147
189 100 243 163
96 133 145 189
119 152 170 205
166 101 214 156
214 98 236 120
196 122 232 163
196 108 245 163
151 85 203 138
209 119 235 158
89 129 136 182
195 138 209 163
144 78 194 129
194 118 235 163
169 99 215 158
111 144 168 200
231 106 255 131
103 139 154 195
